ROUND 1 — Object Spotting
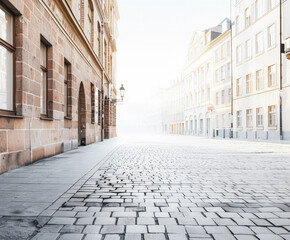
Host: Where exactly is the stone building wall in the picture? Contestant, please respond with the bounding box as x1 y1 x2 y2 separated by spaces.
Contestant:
0 0 119 174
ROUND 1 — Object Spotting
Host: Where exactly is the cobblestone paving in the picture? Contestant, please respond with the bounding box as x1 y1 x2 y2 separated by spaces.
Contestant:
32 138 290 240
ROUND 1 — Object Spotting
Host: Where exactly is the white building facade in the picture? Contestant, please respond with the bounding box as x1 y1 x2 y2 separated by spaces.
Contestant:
183 20 231 138
232 0 281 140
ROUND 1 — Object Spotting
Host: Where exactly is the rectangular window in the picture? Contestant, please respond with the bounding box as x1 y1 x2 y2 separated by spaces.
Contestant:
216 92 219 105
268 105 276 127
64 62 68 117
221 65 226 80
236 78 242 97
0 4 14 111
221 90 225 104
215 69 219 82
245 39 251 59
228 88 232 103
40 42 48 115
245 8 251 27
236 45 242 64
246 74 252 94
256 107 264 127
91 83 95 123
268 24 275 48
235 16 240 34
255 0 262 19
256 32 263 54
227 63 231 78
268 65 276 87
237 110 242 128
256 70 263 90
98 90 101 125
216 115 219 128
246 109 253 128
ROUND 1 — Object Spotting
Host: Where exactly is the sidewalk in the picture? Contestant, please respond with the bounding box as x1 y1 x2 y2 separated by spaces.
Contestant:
0 138 120 239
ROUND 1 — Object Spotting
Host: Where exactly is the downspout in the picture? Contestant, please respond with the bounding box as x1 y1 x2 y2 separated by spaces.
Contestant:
279 0 283 140
230 0 234 139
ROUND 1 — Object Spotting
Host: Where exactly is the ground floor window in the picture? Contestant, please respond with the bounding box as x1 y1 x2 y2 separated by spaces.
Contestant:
268 105 276 127
256 107 263 127
246 109 253 128
237 110 242 128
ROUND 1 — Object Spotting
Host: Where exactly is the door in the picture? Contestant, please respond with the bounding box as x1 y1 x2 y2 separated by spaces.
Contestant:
78 83 86 146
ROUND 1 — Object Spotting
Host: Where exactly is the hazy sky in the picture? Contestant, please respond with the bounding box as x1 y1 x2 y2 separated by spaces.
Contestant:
116 0 230 104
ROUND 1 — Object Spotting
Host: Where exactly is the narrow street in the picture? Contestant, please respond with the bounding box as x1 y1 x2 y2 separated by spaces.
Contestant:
2 136 290 240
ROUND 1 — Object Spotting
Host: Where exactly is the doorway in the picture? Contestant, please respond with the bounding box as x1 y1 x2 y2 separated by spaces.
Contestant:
78 82 86 146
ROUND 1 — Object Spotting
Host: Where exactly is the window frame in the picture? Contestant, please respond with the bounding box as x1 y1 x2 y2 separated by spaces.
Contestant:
40 41 48 116
0 4 16 115
246 109 253 128
256 107 264 127
268 105 277 127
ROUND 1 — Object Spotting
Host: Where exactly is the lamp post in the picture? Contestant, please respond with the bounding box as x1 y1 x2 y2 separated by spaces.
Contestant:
111 84 126 104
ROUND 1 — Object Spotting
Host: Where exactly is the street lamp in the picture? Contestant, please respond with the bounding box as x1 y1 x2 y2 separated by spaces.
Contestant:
120 84 125 100
110 84 125 104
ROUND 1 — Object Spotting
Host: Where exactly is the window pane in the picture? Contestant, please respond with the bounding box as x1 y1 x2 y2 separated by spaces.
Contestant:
0 5 13 45
41 70 46 114
40 43 47 67
0 45 13 110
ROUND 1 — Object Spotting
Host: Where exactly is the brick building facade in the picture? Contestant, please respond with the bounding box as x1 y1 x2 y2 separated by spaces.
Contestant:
0 0 119 174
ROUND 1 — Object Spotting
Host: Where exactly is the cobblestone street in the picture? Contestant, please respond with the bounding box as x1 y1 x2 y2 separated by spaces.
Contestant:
3 136 290 240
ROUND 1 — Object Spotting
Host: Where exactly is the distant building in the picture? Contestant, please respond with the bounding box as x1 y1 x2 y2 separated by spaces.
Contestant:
163 77 185 135
182 19 231 138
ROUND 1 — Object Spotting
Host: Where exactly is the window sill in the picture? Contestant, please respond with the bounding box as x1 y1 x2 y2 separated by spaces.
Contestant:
268 126 277 130
64 116 72 120
256 126 264 130
0 114 24 119
40 116 54 121
237 127 243 131
246 127 253 131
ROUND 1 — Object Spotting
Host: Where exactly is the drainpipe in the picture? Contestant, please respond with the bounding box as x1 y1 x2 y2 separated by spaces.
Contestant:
230 0 234 139
279 0 283 140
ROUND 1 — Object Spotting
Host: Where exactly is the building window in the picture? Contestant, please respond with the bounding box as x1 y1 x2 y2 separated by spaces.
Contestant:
64 61 69 117
228 88 232 103
245 39 251 59
237 110 242 128
104 40 107 70
235 16 240 34
236 45 242 64
268 65 276 87
221 90 225 104
255 0 262 19
98 89 101 125
246 74 252 94
87 0 94 46
268 24 275 48
245 8 251 27
215 69 219 82
268 105 276 127
216 92 219 105
256 32 263 54
216 115 219 128
0 4 14 111
236 78 242 97
97 22 101 58
256 107 264 127
227 63 231 78
215 49 219 63
91 83 95 123
221 44 226 59
256 70 263 90
269 0 278 10
246 109 253 128
221 65 226 80
40 42 48 115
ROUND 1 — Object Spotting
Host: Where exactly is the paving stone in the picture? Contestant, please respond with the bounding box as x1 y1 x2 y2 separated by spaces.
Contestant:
126 225 148 233
83 225 102 233
58 233 84 240
144 234 166 240
168 234 188 240
31 233 60 240
124 234 142 240
137 217 155 225
94 217 116 225
148 225 166 233
83 234 102 240
47 217 76 225
101 225 125 234
60 225 84 233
